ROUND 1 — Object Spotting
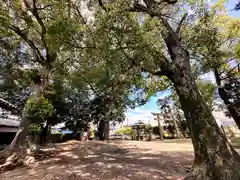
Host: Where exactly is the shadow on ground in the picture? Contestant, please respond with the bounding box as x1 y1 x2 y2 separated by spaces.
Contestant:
0 140 194 180
231 137 240 149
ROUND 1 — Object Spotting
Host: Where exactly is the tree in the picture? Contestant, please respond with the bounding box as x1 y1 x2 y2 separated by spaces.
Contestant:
197 80 216 110
157 98 181 139
0 0 239 178
191 1 240 128
94 0 240 179
115 127 132 135
0 0 83 167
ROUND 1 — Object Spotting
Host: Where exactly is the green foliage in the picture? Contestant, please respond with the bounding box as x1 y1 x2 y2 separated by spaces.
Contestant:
23 69 41 84
1 0 238 145
28 124 41 133
177 120 190 137
235 43 240 59
145 125 153 133
197 80 216 110
115 127 132 135
25 95 54 122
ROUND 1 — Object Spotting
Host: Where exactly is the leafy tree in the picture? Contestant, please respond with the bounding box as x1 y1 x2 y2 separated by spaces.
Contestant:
157 98 180 138
0 0 239 178
197 80 216 110
115 127 132 135
191 0 240 128
93 0 240 179
0 0 84 166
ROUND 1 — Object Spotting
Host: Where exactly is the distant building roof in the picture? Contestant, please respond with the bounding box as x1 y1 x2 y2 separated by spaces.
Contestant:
0 117 20 127
212 111 236 126
0 97 19 114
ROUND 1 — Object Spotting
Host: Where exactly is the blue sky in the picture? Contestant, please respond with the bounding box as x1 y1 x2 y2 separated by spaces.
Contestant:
223 0 240 17
123 0 239 126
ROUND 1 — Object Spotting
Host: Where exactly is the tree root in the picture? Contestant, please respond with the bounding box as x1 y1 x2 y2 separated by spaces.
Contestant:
184 164 240 180
0 148 37 173
0 153 23 173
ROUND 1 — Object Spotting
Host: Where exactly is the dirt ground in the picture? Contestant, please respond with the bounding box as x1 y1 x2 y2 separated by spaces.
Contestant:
0 139 238 180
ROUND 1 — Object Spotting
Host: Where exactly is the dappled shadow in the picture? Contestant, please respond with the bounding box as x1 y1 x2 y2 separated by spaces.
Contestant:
71 141 192 180
0 140 193 180
231 137 240 149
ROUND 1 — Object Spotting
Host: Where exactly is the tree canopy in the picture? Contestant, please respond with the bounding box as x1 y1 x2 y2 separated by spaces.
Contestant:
1 0 240 179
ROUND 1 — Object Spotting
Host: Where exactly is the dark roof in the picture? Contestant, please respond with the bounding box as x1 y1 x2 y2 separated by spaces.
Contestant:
0 97 19 114
0 117 20 127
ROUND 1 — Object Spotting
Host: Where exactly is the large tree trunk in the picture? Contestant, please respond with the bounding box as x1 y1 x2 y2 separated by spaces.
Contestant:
157 117 164 140
104 120 110 140
169 68 240 180
169 109 181 139
8 114 30 150
213 68 240 129
0 82 45 171
98 120 105 141
39 123 49 145
158 15 240 178
172 115 180 139
0 112 31 171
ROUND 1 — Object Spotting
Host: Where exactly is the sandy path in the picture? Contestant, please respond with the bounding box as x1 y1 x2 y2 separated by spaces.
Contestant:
0 140 198 180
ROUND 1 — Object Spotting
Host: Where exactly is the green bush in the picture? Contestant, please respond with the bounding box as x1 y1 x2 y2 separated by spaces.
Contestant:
115 127 132 135
25 95 54 123
28 124 41 133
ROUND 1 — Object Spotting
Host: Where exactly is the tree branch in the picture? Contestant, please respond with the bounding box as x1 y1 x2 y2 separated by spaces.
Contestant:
37 4 53 11
221 63 240 80
116 38 165 76
98 0 174 20
31 0 47 36
10 25 44 63
175 13 188 34
98 0 107 11
130 1 182 60
97 0 175 75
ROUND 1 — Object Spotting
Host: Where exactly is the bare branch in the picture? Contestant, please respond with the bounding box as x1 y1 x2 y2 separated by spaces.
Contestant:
175 13 188 34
